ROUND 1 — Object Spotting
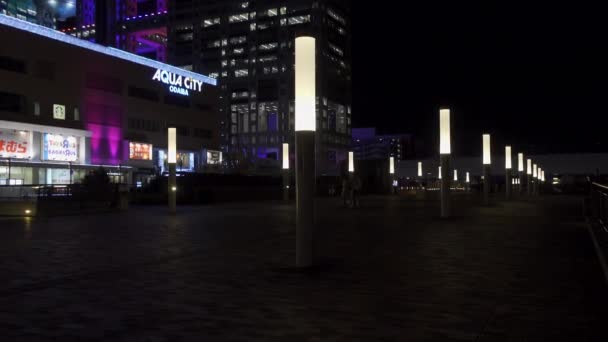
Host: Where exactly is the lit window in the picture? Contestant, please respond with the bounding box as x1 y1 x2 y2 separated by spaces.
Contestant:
229 13 249 23
288 15 310 25
202 17 220 27
327 8 346 25
258 42 278 51
229 36 247 45
234 69 249 77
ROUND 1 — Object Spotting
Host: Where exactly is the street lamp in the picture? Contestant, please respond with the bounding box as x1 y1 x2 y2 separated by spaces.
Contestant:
168 127 177 214
505 146 512 199
439 108 451 218
482 134 491 205
518 153 524 195
348 151 354 173
538 167 542 195
282 143 290 202
295 36 316 268
533 163 538 196
527 158 532 195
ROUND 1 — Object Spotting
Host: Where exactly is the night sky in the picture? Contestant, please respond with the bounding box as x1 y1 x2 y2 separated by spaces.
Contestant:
352 2 608 157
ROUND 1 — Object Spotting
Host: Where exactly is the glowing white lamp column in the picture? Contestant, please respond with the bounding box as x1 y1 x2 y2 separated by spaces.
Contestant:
348 151 355 173
538 167 542 195
295 36 316 268
466 171 470 192
527 159 532 196
505 146 512 200
389 156 395 194
168 127 177 214
482 134 491 206
282 143 290 202
454 169 458 181
439 108 451 218
518 153 524 195
533 163 538 196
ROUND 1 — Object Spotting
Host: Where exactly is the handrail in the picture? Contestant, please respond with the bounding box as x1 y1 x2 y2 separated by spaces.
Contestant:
592 182 608 191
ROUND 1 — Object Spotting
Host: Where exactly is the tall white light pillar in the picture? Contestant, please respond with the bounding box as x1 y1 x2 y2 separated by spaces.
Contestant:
282 143 290 202
295 36 316 268
533 163 538 196
518 153 524 195
527 159 532 196
168 127 177 214
348 151 354 173
439 108 451 218
482 134 491 206
505 146 512 200
466 171 470 192
537 167 542 195
389 157 395 194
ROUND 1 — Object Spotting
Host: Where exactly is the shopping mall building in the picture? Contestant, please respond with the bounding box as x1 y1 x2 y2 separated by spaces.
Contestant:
0 14 220 186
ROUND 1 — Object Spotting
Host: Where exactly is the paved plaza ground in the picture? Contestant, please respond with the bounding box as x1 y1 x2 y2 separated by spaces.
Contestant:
0 193 607 341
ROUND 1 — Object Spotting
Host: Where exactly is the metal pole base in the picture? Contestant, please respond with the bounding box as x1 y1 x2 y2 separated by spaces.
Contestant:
168 163 177 214
283 170 290 202
440 154 451 218
505 172 512 200
296 131 315 268
483 165 491 206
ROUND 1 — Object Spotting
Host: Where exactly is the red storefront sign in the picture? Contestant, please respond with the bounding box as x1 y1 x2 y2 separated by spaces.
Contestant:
0 129 31 159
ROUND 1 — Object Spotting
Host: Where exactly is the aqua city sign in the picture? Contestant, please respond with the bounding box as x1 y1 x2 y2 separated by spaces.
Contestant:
152 69 203 96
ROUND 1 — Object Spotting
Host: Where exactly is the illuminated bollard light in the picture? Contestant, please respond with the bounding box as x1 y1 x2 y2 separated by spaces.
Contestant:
466 171 470 192
295 36 316 268
439 108 451 218
167 127 177 214
348 151 355 173
482 134 492 206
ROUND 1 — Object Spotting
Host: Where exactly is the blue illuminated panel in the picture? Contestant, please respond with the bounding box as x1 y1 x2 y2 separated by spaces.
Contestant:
0 13 217 87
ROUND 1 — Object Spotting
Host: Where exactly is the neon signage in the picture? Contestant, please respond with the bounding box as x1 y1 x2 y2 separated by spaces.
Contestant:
152 69 204 96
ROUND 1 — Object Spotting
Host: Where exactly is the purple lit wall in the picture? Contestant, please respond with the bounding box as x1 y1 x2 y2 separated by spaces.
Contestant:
268 113 278 132
156 0 167 12
83 93 125 165
81 0 96 26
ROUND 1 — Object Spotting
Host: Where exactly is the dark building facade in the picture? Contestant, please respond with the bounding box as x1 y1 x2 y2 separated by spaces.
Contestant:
352 128 414 162
167 0 351 174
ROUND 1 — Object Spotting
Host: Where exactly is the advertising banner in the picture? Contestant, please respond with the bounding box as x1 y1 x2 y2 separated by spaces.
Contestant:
129 142 153 160
0 129 31 159
42 133 79 162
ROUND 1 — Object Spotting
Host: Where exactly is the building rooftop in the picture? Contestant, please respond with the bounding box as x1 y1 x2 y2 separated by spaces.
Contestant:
0 13 216 87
